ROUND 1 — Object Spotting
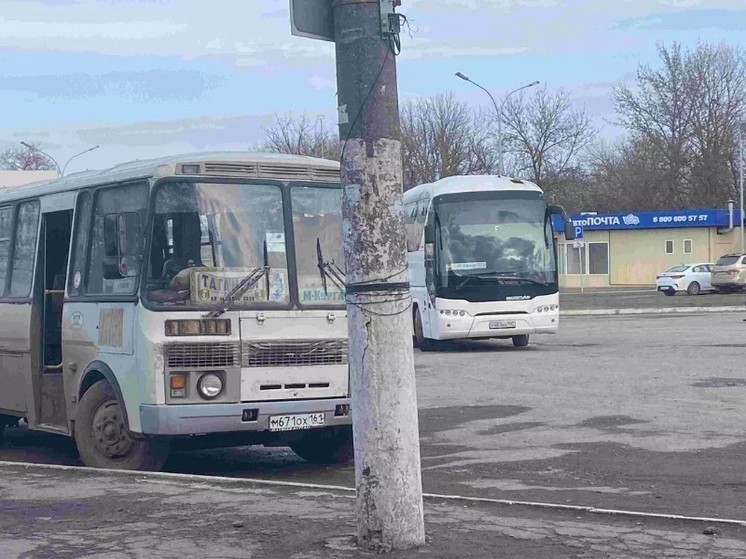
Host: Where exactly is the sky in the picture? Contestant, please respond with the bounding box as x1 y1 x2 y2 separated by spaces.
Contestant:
0 0 745 174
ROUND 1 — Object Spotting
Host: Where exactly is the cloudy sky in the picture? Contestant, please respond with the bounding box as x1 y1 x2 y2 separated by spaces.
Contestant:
1 0 744 173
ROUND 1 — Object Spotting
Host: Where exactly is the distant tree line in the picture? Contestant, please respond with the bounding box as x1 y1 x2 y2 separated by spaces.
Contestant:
261 41 746 213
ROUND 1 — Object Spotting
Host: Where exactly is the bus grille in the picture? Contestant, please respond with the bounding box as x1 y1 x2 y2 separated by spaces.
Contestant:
202 162 339 182
166 343 240 369
242 339 348 368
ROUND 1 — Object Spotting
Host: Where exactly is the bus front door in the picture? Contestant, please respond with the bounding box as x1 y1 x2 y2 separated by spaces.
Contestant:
36 209 73 431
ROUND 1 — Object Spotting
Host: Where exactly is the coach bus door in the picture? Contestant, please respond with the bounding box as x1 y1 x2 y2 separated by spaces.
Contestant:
36 208 73 432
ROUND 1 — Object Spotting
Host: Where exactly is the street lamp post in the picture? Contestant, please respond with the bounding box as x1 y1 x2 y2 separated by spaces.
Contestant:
455 73 539 176
20 142 100 178
738 122 745 253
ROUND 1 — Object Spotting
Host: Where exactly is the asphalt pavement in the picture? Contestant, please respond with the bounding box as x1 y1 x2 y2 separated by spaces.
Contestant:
2 310 746 557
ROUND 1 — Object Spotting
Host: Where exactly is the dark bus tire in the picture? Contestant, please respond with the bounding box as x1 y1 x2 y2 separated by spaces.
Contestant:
74 380 169 471
290 427 354 464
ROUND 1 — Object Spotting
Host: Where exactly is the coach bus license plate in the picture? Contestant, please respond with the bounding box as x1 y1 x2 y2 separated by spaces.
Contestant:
489 320 516 330
269 412 325 432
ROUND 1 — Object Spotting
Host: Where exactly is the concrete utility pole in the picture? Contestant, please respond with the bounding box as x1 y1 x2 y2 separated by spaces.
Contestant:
333 0 425 551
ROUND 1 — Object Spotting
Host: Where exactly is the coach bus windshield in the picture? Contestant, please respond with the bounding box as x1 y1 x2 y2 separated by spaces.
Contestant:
432 191 557 301
145 182 290 308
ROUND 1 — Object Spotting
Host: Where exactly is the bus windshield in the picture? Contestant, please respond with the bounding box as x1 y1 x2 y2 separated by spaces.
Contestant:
433 192 557 301
146 182 290 308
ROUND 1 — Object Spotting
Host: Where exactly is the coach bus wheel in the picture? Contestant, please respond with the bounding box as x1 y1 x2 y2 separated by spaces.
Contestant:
290 427 354 464
413 308 436 351
74 380 169 471
512 335 529 348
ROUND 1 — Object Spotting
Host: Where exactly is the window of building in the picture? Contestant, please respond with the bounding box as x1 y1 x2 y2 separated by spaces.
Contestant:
566 244 585 274
9 201 40 297
588 242 609 275
0 207 13 293
665 240 674 254
683 239 693 254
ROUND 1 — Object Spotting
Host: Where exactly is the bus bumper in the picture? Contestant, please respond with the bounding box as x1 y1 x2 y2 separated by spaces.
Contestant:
436 311 559 339
139 398 352 436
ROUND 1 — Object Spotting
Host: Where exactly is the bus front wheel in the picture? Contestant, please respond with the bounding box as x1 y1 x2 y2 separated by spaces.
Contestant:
289 427 353 464
74 380 169 471
512 335 529 347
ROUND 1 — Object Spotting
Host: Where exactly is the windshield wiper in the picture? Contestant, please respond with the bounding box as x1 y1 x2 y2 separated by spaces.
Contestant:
205 240 270 318
316 238 345 295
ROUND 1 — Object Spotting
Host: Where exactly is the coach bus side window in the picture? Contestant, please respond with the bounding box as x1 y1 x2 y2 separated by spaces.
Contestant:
9 201 40 298
86 182 148 296
0 207 13 294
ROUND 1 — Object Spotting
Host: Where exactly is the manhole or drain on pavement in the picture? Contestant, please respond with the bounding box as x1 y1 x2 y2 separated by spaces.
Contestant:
692 377 746 388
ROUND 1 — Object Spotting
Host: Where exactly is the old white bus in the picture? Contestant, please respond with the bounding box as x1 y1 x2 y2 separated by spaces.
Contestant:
0 152 351 470
403 175 574 350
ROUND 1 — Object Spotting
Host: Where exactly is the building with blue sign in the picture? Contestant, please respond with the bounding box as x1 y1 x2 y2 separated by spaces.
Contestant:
551 207 743 288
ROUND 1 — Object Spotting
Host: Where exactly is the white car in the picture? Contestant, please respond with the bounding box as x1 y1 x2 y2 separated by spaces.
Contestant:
655 263 714 296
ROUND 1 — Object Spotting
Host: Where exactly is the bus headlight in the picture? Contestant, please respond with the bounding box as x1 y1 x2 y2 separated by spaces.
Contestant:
197 373 224 400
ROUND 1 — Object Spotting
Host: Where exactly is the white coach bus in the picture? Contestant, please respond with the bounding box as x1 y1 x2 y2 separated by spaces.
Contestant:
403 175 574 350
0 152 352 470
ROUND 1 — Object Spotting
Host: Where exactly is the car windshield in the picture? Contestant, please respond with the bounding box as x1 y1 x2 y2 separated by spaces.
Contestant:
145 182 289 308
664 265 689 273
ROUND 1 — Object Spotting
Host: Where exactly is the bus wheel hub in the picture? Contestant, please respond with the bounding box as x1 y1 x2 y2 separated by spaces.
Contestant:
93 403 132 458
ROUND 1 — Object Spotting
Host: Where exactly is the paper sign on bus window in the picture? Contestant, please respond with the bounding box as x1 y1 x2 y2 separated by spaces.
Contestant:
447 262 487 271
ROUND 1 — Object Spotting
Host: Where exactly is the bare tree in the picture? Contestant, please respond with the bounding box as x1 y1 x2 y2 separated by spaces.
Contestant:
400 93 496 190
0 143 56 171
501 86 596 202
612 41 746 209
261 113 339 160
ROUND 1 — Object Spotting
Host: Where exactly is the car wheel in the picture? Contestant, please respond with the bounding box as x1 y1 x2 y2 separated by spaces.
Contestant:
663 290 676 296
687 281 701 296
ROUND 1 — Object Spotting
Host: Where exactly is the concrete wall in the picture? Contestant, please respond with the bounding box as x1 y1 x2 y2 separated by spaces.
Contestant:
0 170 57 189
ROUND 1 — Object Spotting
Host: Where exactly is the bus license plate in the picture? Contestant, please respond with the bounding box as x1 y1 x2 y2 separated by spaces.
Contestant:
489 320 516 329
269 413 325 432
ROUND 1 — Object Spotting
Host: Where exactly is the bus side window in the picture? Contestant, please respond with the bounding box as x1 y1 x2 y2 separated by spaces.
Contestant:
0 206 14 295
9 201 40 298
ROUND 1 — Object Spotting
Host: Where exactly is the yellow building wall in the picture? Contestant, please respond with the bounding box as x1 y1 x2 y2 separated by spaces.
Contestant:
609 228 710 285
557 226 744 288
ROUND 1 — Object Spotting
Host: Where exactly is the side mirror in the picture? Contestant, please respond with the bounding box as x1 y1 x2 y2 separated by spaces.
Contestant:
548 204 575 241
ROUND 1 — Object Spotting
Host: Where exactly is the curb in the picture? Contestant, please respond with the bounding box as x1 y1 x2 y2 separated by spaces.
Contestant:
561 306 744 316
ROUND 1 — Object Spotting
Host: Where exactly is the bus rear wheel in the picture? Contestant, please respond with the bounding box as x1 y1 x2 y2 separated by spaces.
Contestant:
289 427 354 464
74 380 169 471
512 335 529 347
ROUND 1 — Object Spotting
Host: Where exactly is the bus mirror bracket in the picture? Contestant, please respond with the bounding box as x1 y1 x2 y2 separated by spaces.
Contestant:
548 204 575 241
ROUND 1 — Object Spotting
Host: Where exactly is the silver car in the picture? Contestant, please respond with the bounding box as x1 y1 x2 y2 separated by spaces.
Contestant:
655 263 714 296
711 253 746 293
